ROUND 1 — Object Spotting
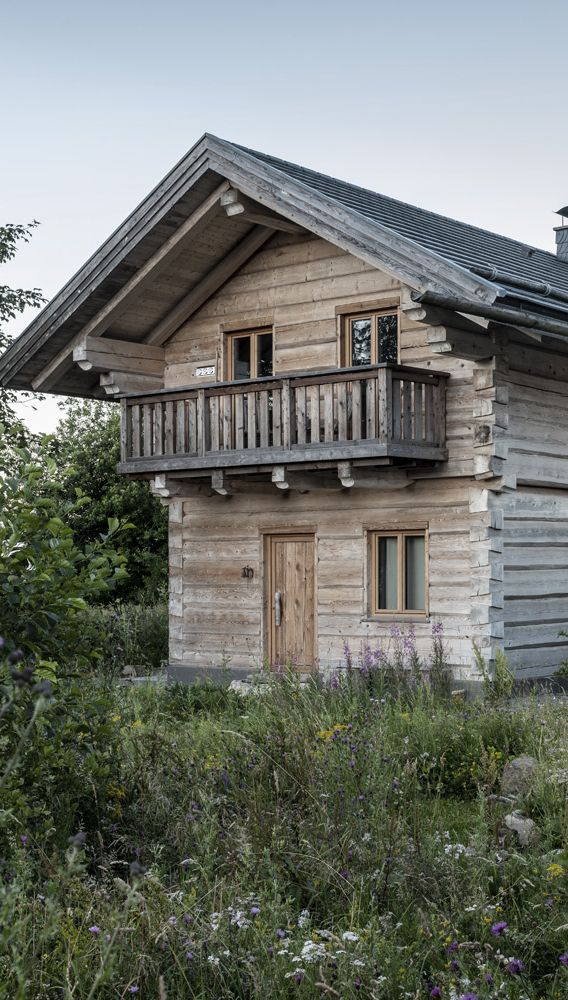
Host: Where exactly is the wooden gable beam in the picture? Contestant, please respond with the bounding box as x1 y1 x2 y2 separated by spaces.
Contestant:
73 335 165 376
221 188 303 234
32 180 229 391
145 225 274 346
99 371 163 395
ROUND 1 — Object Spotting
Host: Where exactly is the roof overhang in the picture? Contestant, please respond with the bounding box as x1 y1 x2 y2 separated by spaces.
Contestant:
0 133 518 396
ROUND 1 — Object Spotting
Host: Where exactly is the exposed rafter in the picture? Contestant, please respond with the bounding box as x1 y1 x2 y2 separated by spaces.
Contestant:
31 180 228 390
221 188 303 234
144 225 274 346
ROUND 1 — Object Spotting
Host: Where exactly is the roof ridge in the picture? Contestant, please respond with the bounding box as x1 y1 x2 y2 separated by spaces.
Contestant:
234 141 562 265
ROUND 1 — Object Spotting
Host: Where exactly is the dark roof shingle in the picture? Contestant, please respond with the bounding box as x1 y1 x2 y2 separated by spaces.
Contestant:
240 145 568 298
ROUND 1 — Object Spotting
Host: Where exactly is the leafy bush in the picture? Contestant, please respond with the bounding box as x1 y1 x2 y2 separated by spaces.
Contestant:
41 399 168 603
0 455 129 666
0 647 125 860
80 602 168 677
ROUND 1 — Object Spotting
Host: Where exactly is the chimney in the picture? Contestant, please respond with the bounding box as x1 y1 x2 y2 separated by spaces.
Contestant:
554 206 568 261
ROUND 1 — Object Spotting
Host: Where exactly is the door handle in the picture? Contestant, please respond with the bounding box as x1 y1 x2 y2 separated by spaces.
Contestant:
274 591 282 626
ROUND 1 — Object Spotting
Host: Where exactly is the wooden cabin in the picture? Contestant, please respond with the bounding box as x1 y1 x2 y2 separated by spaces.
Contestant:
3 135 568 681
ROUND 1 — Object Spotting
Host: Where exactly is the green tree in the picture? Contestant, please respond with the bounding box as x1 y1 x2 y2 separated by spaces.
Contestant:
0 222 45 431
0 453 130 665
43 398 168 602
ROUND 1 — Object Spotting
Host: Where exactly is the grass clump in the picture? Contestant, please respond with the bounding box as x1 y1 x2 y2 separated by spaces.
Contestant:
1 647 568 998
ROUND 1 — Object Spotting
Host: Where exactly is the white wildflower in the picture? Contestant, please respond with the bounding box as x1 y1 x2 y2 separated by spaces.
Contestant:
285 968 305 979
209 912 222 930
352 959 365 967
342 931 359 942
207 955 220 966
297 909 310 928
300 940 327 962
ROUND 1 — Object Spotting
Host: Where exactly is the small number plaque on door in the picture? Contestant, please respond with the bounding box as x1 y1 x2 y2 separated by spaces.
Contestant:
194 366 216 377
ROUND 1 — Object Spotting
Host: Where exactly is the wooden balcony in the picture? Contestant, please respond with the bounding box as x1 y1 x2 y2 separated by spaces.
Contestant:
118 364 448 477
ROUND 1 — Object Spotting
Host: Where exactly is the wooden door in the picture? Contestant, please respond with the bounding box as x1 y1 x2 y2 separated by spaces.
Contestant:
267 534 316 670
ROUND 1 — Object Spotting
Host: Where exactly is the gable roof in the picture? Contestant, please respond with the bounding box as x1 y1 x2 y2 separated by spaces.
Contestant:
2 132 568 393
240 144 568 298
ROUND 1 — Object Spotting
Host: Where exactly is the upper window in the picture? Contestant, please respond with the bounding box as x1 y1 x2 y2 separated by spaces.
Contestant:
345 310 398 367
369 530 426 615
228 329 273 381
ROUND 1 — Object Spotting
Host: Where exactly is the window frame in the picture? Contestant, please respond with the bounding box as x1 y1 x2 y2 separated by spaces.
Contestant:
368 528 428 617
226 328 274 381
343 308 400 368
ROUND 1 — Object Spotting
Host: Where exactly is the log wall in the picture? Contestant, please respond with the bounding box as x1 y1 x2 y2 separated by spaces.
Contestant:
168 479 496 677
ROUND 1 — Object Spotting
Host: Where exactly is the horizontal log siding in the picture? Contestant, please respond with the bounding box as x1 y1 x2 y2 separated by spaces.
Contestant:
501 489 568 677
170 479 484 674
165 233 475 479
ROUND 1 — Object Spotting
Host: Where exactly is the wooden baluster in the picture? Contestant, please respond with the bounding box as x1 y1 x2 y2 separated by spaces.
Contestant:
120 399 129 461
272 388 282 447
337 380 347 441
424 382 434 443
432 377 445 446
308 384 319 443
188 398 197 453
164 401 174 454
142 404 152 457
377 368 392 443
153 402 164 455
351 379 362 441
235 393 245 450
197 388 206 455
365 377 376 439
131 404 141 457
295 385 307 445
209 396 220 451
391 377 402 441
323 383 334 441
402 380 413 441
174 400 185 454
247 391 257 448
414 381 424 442
281 379 291 448
259 389 270 448
222 394 232 449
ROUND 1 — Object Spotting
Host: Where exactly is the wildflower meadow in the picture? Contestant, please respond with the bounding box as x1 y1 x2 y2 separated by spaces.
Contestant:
1 630 568 999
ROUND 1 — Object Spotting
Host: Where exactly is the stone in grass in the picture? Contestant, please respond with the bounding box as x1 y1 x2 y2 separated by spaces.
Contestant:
502 811 540 847
121 664 143 680
500 755 538 797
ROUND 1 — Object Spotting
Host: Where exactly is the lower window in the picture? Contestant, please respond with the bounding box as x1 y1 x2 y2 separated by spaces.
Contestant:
370 530 426 614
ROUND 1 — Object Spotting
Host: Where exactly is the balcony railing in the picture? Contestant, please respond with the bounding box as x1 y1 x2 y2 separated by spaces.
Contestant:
118 364 448 473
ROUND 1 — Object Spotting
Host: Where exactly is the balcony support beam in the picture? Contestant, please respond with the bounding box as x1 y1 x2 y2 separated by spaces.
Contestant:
337 461 415 490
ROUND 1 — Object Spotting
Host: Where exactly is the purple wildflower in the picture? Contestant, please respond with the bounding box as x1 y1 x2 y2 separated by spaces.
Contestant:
88 925 101 935
458 994 477 1000
20 835 28 846
447 940 458 953
450 959 459 972
276 928 286 939
431 621 444 637
484 973 494 984
506 958 525 974
186 951 194 961
250 906 260 916
128 989 139 995
430 988 442 998
490 920 508 936
294 971 303 984
560 951 568 966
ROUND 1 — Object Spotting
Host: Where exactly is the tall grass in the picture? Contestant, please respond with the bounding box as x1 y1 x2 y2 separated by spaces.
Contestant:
1 653 568 998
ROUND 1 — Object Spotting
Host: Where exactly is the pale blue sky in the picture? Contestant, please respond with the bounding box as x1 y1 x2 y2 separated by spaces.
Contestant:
3 0 567 431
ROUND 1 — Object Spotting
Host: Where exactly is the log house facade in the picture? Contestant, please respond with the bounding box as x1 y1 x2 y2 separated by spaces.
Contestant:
3 135 568 680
